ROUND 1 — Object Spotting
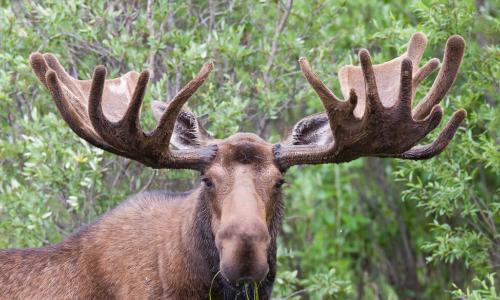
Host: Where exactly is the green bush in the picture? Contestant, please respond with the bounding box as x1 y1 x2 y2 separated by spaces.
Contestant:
0 1 498 299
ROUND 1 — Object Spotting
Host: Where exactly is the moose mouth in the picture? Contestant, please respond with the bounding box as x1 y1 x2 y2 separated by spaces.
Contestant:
215 271 263 297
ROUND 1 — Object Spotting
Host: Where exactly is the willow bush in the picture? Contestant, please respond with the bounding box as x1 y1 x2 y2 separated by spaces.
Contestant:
0 0 498 299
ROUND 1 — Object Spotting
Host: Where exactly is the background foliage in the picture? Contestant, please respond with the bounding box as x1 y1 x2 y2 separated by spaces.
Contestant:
0 0 498 299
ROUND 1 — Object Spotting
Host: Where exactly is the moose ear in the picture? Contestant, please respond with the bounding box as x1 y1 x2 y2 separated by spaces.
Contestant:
151 101 214 149
283 112 333 146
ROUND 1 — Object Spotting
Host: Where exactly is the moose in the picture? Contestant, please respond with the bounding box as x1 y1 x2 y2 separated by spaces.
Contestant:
0 33 466 299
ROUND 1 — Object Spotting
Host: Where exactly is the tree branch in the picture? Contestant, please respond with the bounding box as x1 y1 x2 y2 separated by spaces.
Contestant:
264 0 293 84
146 0 156 79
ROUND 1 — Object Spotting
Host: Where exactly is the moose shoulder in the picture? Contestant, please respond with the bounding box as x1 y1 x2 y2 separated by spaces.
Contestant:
0 33 466 299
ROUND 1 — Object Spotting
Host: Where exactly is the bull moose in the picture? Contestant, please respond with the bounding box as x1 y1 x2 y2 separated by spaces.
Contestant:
0 33 466 299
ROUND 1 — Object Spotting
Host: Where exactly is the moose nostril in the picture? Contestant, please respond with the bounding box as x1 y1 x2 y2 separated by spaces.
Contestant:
217 225 270 244
220 253 270 284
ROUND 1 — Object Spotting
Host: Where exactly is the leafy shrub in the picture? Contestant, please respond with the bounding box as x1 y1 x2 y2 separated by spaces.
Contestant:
0 0 497 299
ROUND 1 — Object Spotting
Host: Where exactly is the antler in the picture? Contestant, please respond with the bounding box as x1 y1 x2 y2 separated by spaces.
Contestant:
275 33 466 169
29 53 216 170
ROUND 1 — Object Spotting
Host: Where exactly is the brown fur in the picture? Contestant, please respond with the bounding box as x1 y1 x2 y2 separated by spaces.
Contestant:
0 135 283 299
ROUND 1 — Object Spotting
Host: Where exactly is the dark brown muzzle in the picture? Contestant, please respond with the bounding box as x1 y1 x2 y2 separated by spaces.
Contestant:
216 221 271 284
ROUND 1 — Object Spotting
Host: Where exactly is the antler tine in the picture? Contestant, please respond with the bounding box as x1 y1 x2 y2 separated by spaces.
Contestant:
87 66 110 135
121 71 150 132
358 49 384 114
396 109 466 159
398 58 414 114
406 33 442 94
44 53 86 100
406 32 428 63
298 57 341 105
29 52 49 88
151 62 214 150
88 66 150 143
413 58 440 87
396 58 445 139
44 68 117 153
413 35 465 120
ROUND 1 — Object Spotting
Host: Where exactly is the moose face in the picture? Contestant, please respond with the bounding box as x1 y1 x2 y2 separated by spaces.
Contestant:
202 133 283 284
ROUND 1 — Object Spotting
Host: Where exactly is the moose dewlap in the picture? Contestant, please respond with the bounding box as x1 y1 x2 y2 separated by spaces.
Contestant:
0 33 466 299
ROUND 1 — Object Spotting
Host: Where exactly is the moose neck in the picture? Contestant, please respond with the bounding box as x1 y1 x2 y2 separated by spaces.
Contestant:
188 186 284 299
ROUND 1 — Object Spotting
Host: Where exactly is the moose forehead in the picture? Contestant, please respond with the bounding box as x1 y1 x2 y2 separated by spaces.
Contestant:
211 133 276 167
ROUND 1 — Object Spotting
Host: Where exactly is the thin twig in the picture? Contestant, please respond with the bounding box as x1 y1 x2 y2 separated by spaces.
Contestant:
146 0 156 79
111 159 132 188
140 170 157 193
264 0 293 84
208 0 215 33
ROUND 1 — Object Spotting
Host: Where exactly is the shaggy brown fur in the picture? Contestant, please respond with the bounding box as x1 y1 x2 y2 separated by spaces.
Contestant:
0 136 283 299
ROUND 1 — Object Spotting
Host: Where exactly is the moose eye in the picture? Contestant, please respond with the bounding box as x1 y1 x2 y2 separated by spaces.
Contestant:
274 178 286 189
202 177 214 188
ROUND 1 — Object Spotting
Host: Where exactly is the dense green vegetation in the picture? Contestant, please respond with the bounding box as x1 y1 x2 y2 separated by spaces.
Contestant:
0 0 498 299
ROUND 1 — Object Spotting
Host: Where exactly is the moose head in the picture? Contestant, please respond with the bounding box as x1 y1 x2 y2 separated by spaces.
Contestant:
28 32 465 287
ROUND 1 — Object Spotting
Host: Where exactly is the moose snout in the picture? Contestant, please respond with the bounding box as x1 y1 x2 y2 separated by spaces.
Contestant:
216 221 271 284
